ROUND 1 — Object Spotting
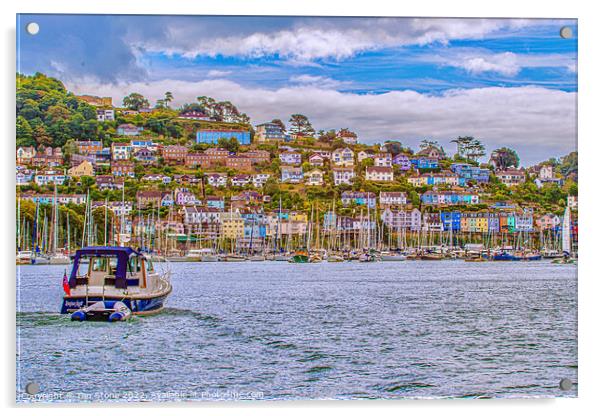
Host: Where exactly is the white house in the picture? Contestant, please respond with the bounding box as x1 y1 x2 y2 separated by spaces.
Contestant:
305 169 324 186
374 153 392 167
252 173 271 188
205 173 228 187
332 167 355 186
379 191 407 206
231 174 252 187
331 147 355 167
111 142 132 160
365 166 394 182
279 151 302 165
96 109 115 122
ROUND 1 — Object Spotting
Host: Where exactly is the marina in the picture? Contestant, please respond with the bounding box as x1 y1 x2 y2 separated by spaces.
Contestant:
17 260 577 401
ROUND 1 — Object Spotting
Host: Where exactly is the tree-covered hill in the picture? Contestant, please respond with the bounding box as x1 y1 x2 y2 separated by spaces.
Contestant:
16 73 112 147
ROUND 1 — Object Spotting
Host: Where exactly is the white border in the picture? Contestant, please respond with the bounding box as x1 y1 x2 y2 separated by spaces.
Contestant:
3 1 601 414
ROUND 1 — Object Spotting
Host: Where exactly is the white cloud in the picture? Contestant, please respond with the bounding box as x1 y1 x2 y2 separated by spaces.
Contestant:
289 74 348 89
206 70 232 78
426 49 577 77
128 18 536 62
68 79 576 165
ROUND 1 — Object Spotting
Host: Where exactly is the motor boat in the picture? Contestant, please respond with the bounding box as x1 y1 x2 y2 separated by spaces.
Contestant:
61 246 171 321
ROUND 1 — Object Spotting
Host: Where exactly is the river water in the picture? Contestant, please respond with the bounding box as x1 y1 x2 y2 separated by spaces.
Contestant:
16 260 577 402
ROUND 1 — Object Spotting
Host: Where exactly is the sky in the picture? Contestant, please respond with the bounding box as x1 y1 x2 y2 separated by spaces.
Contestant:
17 15 577 166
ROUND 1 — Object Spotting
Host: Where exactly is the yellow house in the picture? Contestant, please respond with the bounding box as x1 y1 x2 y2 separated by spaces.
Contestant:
461 213 489 232
68 160 94 177
219 212 244 240
289 211 308 222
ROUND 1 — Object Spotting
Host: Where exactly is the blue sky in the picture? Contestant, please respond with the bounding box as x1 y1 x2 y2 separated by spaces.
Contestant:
17 15 577 165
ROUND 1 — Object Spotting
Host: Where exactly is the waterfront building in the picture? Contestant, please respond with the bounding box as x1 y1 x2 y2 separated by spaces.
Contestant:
196 128 251 145
142 174 171 184
461 212 489 233
488 213 500 233
537 213 561 230
441 211 462 232
220 211 245 239
423 212 444 231
515 209 534 232
380 208 422 231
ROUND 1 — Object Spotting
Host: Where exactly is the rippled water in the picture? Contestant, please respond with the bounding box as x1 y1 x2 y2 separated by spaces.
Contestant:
16 260 577 402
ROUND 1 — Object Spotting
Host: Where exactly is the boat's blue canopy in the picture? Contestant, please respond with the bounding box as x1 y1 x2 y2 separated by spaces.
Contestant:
70 246 143 289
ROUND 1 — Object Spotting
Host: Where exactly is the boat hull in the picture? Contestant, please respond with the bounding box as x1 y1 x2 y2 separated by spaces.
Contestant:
291 255 309 263
61 291 170 316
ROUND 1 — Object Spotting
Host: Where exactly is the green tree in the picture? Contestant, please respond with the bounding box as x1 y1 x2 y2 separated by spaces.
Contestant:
164 91 174 108
490 147 520 169
289 114 315 136
16 116 34 146
122 93 150 110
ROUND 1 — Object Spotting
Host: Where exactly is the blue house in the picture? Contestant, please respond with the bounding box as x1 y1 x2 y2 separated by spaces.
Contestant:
410 157 439 169
450 163 490 183
341 191 377 208
488 214 500 233
196 129 251 145
441 211 462 231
